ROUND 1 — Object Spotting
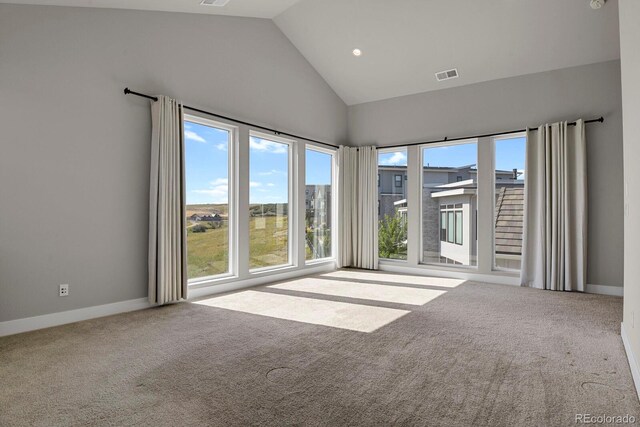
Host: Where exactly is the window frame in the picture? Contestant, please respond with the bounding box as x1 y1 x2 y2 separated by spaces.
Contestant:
419 139 478 268
439 204 464 246
377 146 409 262
248 130 295 273
304 143 337 264
184 114 239 284
492 131 526 272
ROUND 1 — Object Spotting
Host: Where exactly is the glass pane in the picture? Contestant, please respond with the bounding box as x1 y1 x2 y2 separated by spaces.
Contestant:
447 212 455 243
184 120 230 279
378 149 408 260
455 211 463 245
494 136 526 270
305 149 333 260
249 136 290 269
422 142 477 266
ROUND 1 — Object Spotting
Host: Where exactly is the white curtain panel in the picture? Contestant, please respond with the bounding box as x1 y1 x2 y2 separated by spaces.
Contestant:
148 96 188 304
521 120 587 291
338 146 378 270
337 146 356 267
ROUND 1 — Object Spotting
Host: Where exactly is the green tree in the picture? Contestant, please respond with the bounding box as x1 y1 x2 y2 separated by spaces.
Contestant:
192 224 207 233
378 214 407 259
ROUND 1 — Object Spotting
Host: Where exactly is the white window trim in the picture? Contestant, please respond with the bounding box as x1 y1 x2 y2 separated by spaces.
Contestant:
184 114 239 284
304 143 338 264
248 130 296 273
492 131 526 273
419 138 479 269
377 147 409 262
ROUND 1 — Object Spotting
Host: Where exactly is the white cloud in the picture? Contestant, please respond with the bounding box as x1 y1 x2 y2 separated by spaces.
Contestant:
250 138 287 154
258 169 285 176
380 151 407 166
250 181 262 188
266 183 275 187
216 143 227 151
192 178 228 203
185 130 206 143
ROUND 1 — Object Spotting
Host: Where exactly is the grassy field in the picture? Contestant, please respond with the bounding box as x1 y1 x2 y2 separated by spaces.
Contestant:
249 216 288 269
186 221 229 279
186 213 289 278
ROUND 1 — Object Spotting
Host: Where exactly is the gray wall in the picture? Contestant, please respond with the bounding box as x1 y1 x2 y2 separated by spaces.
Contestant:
0 4 347 322
349 60 624 288
620 0 640 368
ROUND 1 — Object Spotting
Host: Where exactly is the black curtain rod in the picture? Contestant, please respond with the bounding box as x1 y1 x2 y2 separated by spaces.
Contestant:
124 88 603 151
124 88 340 149
395 116 604 149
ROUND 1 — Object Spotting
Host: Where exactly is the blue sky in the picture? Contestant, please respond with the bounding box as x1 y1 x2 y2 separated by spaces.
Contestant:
306 149 332 185
184 121 230 205
249 136 289 204
185 121 333 205
379 137 526 179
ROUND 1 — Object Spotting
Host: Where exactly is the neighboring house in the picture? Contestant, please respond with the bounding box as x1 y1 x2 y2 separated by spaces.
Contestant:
494 186 524 269
305 185 332 228
379 164 523 267
189 213 223 222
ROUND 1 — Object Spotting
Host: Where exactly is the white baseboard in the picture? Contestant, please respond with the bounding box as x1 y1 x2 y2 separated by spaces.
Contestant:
0 297 152 338
0 262 337 338
586 284 624 297
621 322 640 401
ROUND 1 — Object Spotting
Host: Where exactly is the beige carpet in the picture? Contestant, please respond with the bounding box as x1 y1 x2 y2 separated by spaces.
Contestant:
1 270 638 426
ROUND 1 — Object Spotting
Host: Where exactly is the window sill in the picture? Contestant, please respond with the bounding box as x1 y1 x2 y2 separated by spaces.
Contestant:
189 274 239 289
417 262 478 271
379 258 408 263
305 257 336 266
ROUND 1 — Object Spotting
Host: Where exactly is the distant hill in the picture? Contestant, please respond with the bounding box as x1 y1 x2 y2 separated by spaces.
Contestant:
186 204 228 217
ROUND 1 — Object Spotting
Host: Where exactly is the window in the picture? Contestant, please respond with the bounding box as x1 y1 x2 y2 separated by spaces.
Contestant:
249 134 291 270
378 149 408 260
439 204 463 246
305 147 333 261
184 116 234 280
422 141 477 266
494 135 526 270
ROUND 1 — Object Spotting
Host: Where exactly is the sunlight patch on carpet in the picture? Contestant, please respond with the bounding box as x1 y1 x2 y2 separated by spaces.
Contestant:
319 271 466 288
269 279 446 306
194 291 409 332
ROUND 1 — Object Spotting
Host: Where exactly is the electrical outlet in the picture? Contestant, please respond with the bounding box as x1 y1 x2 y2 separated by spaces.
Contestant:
59 284 69 297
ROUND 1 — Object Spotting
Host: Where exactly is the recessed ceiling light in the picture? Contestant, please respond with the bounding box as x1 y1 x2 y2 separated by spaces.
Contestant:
352 48 362 57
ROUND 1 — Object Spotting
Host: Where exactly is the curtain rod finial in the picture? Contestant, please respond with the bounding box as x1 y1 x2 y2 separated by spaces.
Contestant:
124 88 130 95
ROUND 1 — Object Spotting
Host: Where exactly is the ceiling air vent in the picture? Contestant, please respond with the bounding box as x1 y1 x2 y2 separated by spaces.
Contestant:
200 0 230 6
435 68 459 82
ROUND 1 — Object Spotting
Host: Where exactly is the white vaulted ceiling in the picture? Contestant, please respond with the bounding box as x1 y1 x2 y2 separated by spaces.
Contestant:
0 0 303 18
274 0 620 105
2 0 621 105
